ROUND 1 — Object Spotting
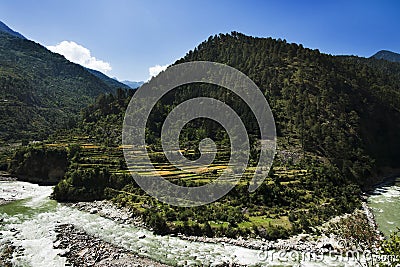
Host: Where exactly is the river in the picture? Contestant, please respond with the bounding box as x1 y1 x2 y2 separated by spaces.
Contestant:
368 177 400 237
1 179 397 267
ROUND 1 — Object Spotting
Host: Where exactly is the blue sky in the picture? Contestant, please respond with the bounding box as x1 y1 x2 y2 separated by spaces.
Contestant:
1 0 399 81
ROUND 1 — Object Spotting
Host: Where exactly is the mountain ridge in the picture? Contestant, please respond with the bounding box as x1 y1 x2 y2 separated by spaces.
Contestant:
174 32 400 182
42 32 400 240
122 80 144 89
85 68 131 90
0 21 26 39
371 50 400 63
0 26 121 142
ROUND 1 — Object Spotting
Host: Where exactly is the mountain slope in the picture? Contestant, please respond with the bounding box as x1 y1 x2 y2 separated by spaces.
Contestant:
122 80 144 89
169 33 400 186
371 50 400 63
85 68 131 90
54 32 400 188
0 21 26 39
14 32 399 239
0 29 119 142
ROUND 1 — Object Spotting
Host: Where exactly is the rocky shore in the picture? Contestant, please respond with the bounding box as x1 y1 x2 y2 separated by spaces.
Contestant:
0 241 25 267
65 199 377 256
0 242 16 267
54 224 171 267
361 201 383 240
0 199 11 206
65 201 141 225
0 173 16 181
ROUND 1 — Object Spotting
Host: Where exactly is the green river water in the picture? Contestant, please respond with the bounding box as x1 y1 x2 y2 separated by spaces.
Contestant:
368 177 400 237
1 179 398 267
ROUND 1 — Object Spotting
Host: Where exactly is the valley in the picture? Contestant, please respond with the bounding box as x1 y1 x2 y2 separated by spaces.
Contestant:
0 17 400 266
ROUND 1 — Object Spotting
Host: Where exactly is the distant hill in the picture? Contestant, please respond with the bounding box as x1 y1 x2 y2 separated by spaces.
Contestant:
371 50 400 63
0 25 119 142
0 21 26 39
85 68 131 90
122 80 144 89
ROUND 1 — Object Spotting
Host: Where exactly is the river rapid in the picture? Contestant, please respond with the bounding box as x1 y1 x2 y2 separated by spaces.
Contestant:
368 177 400 237
1 179 398 267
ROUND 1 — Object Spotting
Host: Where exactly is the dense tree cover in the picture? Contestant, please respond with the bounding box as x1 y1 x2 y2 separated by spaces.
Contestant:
0 31 127 142
53 88 135 147
11 32 400 240
51 33 400 188
381 228 400 265
53 167 133 202
171 32 400 187
8 145 68 185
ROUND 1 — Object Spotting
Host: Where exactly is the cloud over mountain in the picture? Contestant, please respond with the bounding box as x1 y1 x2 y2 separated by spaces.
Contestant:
47 41 112 74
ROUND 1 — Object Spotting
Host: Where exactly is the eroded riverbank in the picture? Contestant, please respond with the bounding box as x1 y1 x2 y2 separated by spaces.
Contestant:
69 198 382 253
1 177 396 266
0 180 272 266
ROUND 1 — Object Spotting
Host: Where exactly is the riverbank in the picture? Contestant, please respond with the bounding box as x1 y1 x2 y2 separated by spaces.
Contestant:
0 177 389 266
176 203 384 255
0 242 16 267
65 201 143 226
67 199 381 256
54 224 171 267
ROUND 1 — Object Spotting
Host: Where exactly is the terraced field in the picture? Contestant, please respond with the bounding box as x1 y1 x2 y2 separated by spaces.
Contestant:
48 138 321 232
46 137 310 187
10 134 356 240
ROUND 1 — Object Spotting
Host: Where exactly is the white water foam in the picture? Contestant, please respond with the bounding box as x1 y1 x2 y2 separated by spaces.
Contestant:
0 181 366 266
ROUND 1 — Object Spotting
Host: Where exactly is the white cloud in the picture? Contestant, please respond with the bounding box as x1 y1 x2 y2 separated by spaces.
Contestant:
149 64 168 78
46 41 112 74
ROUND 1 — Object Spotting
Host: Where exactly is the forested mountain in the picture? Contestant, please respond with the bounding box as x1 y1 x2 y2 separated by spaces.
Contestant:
8 31 400 239
0 24 126 142
85 68 131 90
164 32 400 187
0 21 25 39
372 50 400 63
56 32 400 189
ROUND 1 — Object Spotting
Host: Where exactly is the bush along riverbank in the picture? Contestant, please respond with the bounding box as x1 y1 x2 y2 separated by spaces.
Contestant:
50 156 366 241
66 198 383 258
5 143 398 263
65 197 400 266
8 146 68 185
